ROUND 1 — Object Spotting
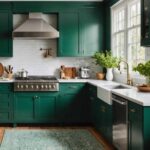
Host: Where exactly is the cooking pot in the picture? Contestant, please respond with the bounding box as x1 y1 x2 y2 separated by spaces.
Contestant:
18 69 28 78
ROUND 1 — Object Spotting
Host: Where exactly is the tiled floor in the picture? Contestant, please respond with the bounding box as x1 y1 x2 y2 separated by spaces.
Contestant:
0 126 115 150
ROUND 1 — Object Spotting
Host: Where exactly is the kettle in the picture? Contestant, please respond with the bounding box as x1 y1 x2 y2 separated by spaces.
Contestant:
18 69 28 78
79 67 90 79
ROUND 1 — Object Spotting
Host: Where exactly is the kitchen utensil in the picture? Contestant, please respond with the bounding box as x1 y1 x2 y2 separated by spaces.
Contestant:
0 63 4 77
79 67 90 79
18 69 28 78
60 65 77 79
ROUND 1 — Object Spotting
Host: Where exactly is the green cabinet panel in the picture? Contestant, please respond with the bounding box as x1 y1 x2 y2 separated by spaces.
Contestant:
141 0 150 46
57 83 88 123
79 8 104 56
0 10 12 57
14 94 35 122
0 83 13 123
36 95 56 122
128 101 143 150
58 12 79 57
14 93 57 123
143 107 150 149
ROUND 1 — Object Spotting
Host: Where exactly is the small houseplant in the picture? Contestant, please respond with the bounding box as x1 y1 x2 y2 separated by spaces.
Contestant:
93 51 120 81
133 61 150 91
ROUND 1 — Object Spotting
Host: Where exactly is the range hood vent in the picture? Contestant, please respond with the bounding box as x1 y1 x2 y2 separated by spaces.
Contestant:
13 13 59 39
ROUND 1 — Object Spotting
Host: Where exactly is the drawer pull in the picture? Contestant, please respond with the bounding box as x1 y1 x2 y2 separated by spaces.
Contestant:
68 86 78 89
130 108 136 113
101 106 106 112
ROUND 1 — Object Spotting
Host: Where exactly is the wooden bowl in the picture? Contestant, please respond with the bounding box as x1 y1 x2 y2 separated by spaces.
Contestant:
96 72 105 80
137 85 150 92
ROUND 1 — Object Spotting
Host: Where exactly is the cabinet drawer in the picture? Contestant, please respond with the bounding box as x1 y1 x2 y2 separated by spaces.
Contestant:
0 101 9 110
0 112 10 120
128 102 143 117
0 93 10 101
59 83 85 94
0 84 12 91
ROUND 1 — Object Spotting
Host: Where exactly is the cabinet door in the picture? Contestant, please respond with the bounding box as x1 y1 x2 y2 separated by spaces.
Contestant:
79 8 103 56
57 93 84 123
58 12 79 56
0 93 12 123
0 10 12 57
141 0 150 46
14 94 35 122
35 94 56 122
128 101 143 150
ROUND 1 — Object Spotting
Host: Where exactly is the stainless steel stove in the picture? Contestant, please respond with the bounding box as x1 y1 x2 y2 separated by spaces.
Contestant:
14 76 59 91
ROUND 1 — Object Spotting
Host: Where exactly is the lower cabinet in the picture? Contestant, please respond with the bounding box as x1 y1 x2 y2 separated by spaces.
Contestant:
128 101 143 150
56 83 88 124
14 92 57 123
0 83 13 123
90 96 112 143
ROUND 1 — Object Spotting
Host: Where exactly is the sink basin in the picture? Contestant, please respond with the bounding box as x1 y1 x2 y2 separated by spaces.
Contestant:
97 84 131 105
104 84 130 89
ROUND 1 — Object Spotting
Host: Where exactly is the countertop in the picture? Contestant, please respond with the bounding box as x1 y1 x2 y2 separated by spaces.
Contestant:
0 78 150 106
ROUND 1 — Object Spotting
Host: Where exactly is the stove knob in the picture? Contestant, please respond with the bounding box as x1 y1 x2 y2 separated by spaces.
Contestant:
25 85 29 89
52 85 56 89
21 85 24 89
17 85 20 88
41 85 44 89
31 85 34 89
36 85 39 89
45 85 48 89
49 85 52 89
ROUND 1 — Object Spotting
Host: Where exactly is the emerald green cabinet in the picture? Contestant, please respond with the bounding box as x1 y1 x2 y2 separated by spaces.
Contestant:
0 83 13 123
128 101 143 150
141 0 150 46
0 10 12 57
89 84 112 143
14 93 57 123
79 8 103 56
58 7 103 57
56 83 88 123
58 12 79 57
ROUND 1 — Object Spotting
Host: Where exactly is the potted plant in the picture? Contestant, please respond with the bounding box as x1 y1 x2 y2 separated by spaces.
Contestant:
133 60 150 91
93 51 120 81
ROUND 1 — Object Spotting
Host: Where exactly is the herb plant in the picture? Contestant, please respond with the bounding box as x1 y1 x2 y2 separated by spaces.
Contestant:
93 51 120 68
133 60 150 83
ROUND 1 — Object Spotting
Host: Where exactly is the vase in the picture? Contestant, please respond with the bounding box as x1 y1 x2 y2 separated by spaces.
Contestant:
106 68 113 81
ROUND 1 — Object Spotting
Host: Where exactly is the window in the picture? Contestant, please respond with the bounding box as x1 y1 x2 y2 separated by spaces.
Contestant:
111 0 145 72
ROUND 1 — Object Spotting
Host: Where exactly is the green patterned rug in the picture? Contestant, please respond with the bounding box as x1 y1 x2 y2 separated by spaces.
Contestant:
0 129 104 150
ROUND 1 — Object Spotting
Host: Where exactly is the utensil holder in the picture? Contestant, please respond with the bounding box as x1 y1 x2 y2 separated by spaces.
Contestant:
7 73 13 80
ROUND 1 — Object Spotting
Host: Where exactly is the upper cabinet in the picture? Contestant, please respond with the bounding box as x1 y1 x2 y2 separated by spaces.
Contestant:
0 5 12 57
141 0 150 46
58 7 104 57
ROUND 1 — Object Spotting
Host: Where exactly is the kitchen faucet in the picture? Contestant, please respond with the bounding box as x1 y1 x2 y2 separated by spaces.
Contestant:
118 60 133 85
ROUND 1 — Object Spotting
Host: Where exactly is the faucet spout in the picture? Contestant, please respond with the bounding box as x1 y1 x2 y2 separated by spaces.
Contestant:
118 60 133 85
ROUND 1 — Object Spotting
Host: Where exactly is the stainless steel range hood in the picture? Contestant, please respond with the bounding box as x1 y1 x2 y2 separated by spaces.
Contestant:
13 13 59 39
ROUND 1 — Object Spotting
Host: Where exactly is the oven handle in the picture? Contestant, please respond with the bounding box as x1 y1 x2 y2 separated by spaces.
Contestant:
112 98 127 105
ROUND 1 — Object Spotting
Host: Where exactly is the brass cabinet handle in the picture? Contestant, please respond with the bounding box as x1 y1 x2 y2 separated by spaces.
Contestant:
68 86 78 89
130 108 136 113
101 106 106 112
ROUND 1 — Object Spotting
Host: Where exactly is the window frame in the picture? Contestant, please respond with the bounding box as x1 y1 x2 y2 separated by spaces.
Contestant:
111 0 146 81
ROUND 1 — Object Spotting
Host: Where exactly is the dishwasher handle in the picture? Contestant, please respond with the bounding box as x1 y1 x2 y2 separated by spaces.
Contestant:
112 98 127 105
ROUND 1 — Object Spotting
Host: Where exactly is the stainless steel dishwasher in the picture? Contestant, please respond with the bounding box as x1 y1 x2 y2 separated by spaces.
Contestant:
112 94 128 150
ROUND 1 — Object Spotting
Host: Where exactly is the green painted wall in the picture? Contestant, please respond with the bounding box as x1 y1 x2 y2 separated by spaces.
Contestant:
104 0 119 50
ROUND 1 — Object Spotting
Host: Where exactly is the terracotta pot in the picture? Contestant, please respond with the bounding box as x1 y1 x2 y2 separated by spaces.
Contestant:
96 72 105 80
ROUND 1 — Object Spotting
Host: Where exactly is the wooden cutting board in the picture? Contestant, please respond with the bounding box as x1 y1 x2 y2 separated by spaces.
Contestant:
60 65 77 79
0 63 4 77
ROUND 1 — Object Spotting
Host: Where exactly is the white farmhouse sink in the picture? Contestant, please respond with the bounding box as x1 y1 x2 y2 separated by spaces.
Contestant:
97 84 130 105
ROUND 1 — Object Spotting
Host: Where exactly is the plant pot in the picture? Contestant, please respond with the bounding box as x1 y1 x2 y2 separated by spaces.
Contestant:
106 68 113 81
96 72 105 80
137 84 150 92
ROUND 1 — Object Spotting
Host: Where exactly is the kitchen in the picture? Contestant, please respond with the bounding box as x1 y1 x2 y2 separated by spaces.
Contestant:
0 0 150 150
